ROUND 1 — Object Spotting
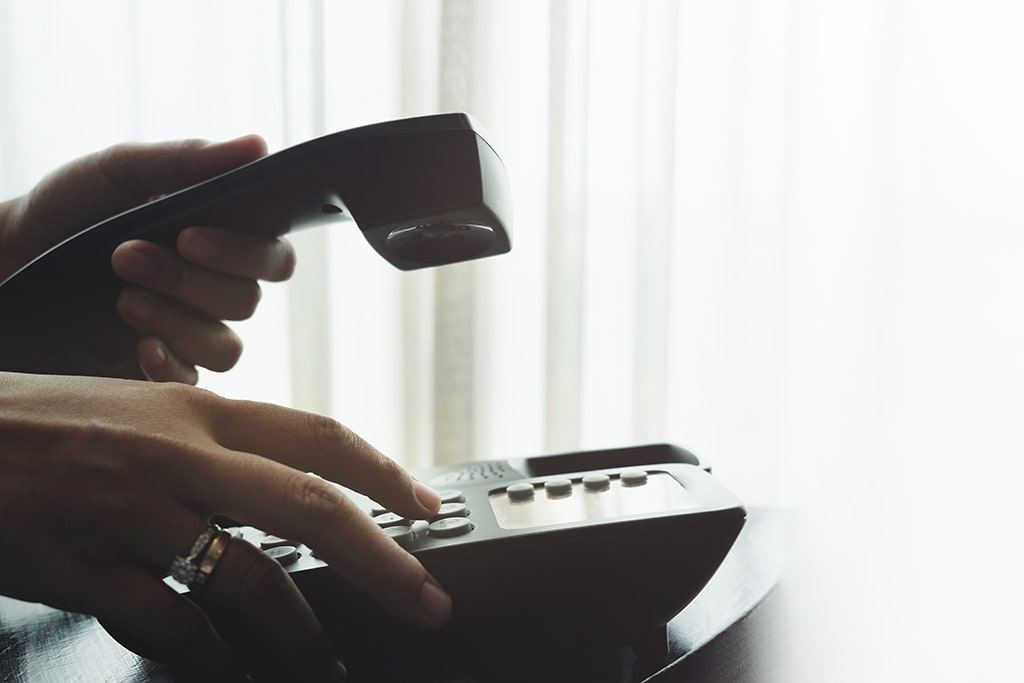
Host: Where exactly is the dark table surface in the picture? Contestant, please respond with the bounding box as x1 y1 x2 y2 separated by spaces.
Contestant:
0 508 789 682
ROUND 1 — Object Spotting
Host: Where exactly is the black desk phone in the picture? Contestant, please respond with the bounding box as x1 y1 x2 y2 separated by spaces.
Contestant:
0 112 511 379
226 443 745 679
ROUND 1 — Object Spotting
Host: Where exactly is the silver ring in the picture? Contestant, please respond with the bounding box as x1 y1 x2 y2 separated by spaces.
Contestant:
167 523 220 586
188 530 231 590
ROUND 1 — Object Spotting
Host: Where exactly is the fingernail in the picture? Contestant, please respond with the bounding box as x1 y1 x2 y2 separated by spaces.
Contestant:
413 480 442 514
150 342 167 366
331 660 347 681
418 578 452 628
123 291 156 321
119 248 156 279
181 230 218 260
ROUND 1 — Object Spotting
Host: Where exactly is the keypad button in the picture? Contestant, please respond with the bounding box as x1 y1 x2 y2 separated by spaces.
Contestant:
383 525 415 548
370 504 390 516
507 483 535 501
259 534 297 550
432 502 469 520
438 490 466 504
374 512 411 528
544 478 573 497
583 474 611 491
620 469 649 487
427 517 473 538
264 545 299 566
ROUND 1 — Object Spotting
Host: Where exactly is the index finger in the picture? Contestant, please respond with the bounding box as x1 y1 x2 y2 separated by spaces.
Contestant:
203 398 441 521
175 450 452 630
177 227 296 282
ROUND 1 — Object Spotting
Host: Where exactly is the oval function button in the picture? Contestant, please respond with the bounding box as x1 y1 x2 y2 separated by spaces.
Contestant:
506 483 535 501
370 504 390 516
432 502 469 520
383 525 415 548
620 469 649 487
374 512 411 528
427 517 473 538
438 490 466 504
264 545 299 566
582 474 611 491
544 478 573 497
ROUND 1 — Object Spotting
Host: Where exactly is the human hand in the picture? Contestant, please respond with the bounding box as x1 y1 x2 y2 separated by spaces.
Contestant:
0 136 295 383
0 372 450 681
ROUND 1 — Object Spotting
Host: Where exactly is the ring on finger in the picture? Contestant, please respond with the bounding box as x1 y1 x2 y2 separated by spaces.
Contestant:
167 523 220 586
188 529 231 590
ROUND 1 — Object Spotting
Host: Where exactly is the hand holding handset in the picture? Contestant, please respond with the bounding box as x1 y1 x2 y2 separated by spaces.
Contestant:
0 113 511 379
223 443 746 678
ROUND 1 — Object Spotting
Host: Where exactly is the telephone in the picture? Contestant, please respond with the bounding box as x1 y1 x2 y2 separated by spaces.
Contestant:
0 113 511 379
226 443 746 679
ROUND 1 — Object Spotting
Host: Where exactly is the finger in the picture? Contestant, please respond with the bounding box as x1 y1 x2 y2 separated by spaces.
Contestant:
115 512 344 680
205 402 441 520
94 567 249 683
175 452 451 630
10 136 268 274
116 288 243 372
200 536 347 681
136 337 199 385
112 240 262 320
28 137 268 240
95 135 268 208
178 227 297 282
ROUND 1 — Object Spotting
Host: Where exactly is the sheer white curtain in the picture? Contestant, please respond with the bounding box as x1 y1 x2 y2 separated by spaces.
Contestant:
3 1 1024 680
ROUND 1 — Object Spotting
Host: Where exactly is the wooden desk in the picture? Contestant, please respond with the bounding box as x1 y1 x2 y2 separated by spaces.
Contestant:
0 509 788 682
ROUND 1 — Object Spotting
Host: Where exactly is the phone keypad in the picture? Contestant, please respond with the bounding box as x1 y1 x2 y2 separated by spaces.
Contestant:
368 493 477 547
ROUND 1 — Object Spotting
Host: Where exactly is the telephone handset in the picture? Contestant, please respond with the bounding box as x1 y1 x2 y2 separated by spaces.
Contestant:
0 113 511 379
226 443 747 679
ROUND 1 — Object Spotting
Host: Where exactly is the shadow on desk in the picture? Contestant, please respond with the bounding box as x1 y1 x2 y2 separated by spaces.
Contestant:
0 509 790 683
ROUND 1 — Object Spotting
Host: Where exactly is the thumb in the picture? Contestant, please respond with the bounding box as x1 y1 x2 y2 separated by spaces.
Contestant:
12 135 268 259
92 134 269 203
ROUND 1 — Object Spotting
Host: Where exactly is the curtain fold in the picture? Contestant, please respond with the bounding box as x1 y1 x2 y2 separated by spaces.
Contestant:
431 0 479 464
544 0 589 452
281 0 332 418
